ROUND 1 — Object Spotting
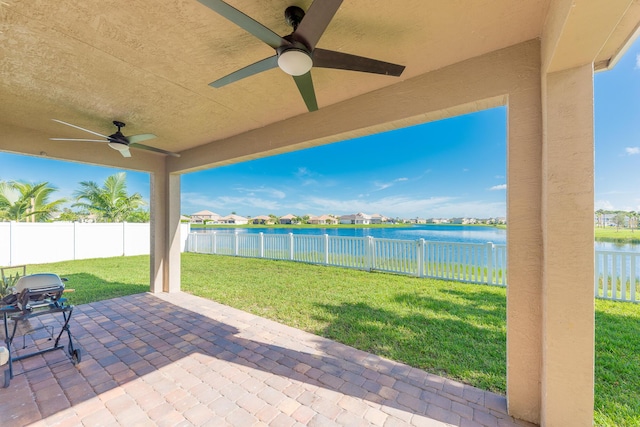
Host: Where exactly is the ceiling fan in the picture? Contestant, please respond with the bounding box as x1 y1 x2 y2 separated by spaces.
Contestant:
50 119 180 158
198 0 405 112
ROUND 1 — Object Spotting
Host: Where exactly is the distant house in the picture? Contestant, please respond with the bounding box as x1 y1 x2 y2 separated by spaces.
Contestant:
452 217 477 225
429 218 450 224
279 214 297 224
190 210 221 224
219 214 248 225
370 213 388 224
339 213 371 225
407 218 426 224
308 214 338 225
252 215 271 225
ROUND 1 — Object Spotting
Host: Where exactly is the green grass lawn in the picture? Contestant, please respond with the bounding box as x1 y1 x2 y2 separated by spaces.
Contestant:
24 256 150 305
15 253 640 426
595 227 640 244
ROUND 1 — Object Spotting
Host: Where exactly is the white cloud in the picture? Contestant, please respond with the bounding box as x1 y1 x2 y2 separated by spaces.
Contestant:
298 195 506 218
373 177 409 191
181 191 508 218
181 192 282 215
595 200 614 211
600 190 628 196
374 183 392 191
181 192 222 209
235 186 286 199
218 196 281 211
636 53 640 69
300 195 454 216
296 167 310 177
489 184 507 191
625 147 640 155
294 167 321 186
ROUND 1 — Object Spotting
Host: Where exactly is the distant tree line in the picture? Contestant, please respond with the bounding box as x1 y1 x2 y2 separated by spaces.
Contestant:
595 209 639 231
0 172 149 223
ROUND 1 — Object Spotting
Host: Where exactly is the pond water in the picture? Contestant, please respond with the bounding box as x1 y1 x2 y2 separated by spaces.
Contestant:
192 224 640 252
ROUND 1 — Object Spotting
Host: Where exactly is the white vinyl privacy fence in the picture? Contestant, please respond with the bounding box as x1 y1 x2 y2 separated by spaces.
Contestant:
185 232 508 286
0 222 191 266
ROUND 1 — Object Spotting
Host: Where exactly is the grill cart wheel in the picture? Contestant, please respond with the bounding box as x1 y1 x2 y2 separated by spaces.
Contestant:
72 348 82 365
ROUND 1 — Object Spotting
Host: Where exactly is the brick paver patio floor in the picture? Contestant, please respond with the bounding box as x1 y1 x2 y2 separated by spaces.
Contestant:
0 292 536 426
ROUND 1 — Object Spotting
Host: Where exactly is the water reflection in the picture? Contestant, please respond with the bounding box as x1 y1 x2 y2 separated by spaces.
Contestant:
193 225 507 245
192 224 640 252
595 241 640 252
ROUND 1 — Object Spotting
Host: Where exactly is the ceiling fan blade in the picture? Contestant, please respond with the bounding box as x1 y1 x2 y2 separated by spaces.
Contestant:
128 133 157 144
130 143 181 157
50 138 106 143
210 56 278 88
198 0 288 49
294 0 343 49
120 147 132 158
293 72 318 112
51 119 110 139
313 48 405 76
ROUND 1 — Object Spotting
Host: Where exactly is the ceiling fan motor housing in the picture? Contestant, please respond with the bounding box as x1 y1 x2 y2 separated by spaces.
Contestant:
109 121 130 145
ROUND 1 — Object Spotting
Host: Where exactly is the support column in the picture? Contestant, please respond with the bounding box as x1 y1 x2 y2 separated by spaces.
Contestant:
541 64 594 425
506 68 543 423
150 165 181 293
166 173 181 292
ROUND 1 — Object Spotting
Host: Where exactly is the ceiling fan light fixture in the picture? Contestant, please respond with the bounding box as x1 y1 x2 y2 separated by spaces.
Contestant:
108 141 129 152
277 49 313 76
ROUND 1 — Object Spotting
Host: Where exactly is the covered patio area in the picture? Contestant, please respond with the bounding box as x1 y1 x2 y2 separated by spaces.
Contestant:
0 292 532 427
3 0 640 424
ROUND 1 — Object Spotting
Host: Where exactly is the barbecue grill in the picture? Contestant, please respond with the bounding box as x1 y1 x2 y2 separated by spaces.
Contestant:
1 273 81 388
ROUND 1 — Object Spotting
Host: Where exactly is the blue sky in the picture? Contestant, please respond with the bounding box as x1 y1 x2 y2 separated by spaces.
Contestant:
1 38 639 219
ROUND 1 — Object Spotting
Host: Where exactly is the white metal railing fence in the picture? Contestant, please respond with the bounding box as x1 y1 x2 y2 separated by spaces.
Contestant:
188 232 640 302
185 232 508 286
595 250 640 303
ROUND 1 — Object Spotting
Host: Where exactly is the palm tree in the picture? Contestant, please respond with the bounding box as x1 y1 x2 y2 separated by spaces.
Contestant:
629 211 638 232
595 209 604 228
73 172 146 222
0 180 66 222
57 208 81 222
125 209 150 223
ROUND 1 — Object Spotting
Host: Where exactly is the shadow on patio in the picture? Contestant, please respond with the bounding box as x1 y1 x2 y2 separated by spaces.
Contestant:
0 292 534 426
